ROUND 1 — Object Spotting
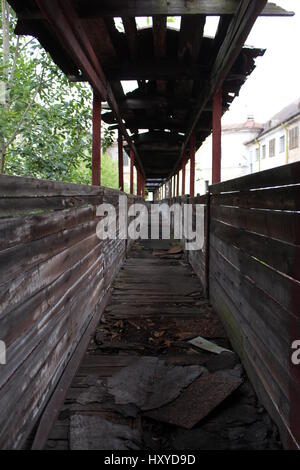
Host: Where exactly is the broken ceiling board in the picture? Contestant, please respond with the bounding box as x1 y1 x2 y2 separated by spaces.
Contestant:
107 356 205 411
69 415 140 450
144 372 243 428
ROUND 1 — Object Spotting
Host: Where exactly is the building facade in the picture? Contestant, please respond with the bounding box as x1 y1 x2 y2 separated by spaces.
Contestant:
195 98 300 195
245 99 300 173
195 118 263 195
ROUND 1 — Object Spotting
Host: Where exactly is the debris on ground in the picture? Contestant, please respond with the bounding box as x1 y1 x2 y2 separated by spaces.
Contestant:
70 415 140 450
189 336 233 354
107 356 205 410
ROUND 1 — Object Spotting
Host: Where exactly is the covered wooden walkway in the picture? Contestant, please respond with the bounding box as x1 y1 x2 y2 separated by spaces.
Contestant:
43 239 280 451
1 0 298 452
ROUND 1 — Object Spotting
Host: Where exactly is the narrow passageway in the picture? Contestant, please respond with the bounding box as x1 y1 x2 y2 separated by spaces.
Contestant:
46 239 282 450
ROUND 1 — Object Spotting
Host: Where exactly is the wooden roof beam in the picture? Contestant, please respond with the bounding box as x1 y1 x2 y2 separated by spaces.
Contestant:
73 1 294 17
177 14 206 97
171 0 268 176
106 60 210 80
35 0 145 177
122 17 138 60
153 16 167 94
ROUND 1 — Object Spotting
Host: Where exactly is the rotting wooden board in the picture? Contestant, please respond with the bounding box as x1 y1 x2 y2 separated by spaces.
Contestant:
144 373 242 428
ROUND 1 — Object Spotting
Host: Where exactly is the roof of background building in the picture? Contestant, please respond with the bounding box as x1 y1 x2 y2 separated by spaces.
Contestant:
222 118 264 133
245 97 300 145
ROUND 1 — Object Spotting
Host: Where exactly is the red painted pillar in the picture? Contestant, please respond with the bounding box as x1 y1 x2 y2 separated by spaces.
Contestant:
130 149 134 195
190 132 196 198
137 167 141 197
173 176 176 199
212 87 222 184
118 129 124 191
142 176 145 199
92 91 101 186
182 153 186 196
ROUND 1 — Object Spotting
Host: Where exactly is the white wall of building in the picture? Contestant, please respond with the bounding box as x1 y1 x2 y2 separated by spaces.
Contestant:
246 115 300 173
195 125 260 195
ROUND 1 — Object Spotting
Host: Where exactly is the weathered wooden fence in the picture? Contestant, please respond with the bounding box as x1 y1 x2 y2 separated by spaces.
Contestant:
0 175 135 449
166 162 300 448
209 162 300 449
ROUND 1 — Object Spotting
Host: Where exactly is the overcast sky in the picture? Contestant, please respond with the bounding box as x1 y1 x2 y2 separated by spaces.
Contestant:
222 0 300 124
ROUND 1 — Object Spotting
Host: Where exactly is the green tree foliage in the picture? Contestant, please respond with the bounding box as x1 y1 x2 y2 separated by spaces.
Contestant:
0 0 117 187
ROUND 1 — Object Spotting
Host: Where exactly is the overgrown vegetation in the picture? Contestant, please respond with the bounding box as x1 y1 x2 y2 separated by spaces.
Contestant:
0 0 117 187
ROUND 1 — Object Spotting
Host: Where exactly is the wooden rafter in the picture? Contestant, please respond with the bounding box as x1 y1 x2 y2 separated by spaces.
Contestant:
73 1 294 17
171 0 268 176
122 16 138 60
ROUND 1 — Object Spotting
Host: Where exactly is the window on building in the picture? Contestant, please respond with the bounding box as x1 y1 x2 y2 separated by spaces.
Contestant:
289 126 299 150
262 144 266 159
269 138 275 157
279 135 285 153
255 148 259 161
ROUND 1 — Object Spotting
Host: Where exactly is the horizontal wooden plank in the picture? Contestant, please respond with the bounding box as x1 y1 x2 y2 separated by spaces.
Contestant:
210 275 290 408
0 205 96 251
211 204 300 245
210 161 300 194
0 174 103 197
0 219 100 286
211 219 300 282
0 195 102 217
210 246 299 350
210 282 292 447
75 0 294 17
211 185 300 211
210 233 300 322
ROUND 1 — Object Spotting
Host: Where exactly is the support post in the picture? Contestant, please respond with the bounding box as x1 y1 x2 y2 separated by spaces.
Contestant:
212 87 222 184
182 153 186 196
190 132 196 198
137 167 141 197
173 176 176 200
130 149 134 195
142 176 145 199
92 91 101 186
176 171 179 197
118 128 124 191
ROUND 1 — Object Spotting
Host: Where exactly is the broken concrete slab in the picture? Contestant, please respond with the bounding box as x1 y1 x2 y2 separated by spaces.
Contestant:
69 415 140 450
107 356 205 411
144 372 242 429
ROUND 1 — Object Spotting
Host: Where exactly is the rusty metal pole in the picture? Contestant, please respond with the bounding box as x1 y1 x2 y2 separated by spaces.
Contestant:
212 87 222 184
130 149 134 195
182 153 186 195
190 132 195 198
92 91 101 186
118 128 124 191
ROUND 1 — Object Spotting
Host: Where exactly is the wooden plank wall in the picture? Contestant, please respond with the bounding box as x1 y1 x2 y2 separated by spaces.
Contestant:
0 174 136 449
209 162 300 449
167 195 209 295
184 195 209 295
